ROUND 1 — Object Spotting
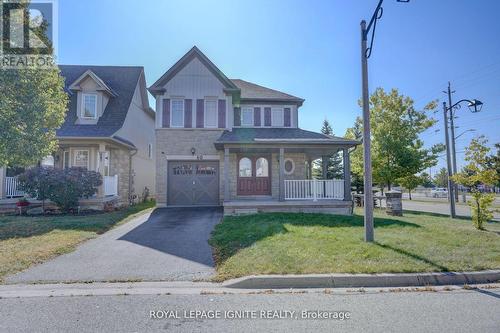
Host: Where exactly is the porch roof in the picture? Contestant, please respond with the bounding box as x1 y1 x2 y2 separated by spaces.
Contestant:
214 128 359 150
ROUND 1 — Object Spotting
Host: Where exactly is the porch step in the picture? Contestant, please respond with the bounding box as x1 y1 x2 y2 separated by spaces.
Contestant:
233 208 259 215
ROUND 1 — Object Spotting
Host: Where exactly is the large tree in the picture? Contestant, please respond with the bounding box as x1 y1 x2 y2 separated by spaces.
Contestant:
366 88 442 190
433 167 448 188
0 2 68 167
344 116 363 193
485 143 500 188
315 119 343 179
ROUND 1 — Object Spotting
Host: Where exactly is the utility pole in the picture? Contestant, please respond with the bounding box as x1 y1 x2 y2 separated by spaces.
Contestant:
359 0 409 242
361 20 374 242
444 82 459 202
442 102 456 218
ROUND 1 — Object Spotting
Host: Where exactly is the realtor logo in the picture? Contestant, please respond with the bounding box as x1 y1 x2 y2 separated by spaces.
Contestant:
1 0 58 68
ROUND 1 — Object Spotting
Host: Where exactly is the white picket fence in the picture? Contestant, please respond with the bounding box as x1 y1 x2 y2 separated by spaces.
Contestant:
103 175 118 196
285 179 344 201
5 176 25 198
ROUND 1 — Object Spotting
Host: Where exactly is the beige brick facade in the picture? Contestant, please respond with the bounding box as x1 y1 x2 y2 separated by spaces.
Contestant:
110 149 131 206
155 129 224 206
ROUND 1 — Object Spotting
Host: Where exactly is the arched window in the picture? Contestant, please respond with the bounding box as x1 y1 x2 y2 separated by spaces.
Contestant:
256 157 269 177
239 157 252 177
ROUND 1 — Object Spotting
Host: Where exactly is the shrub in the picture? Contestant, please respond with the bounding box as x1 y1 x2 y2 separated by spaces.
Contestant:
19 167 102 213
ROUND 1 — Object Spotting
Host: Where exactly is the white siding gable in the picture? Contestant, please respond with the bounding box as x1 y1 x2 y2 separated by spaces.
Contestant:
156 57 230 129
164 57 225 98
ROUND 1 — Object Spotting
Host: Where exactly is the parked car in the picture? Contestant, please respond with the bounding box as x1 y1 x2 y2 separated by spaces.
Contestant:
431 187 448 198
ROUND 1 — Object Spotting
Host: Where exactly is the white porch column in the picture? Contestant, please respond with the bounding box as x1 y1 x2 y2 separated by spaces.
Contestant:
279 148 285 201
0 167 6 199
224 148 230 202
97 144 106 197
343 148 352 201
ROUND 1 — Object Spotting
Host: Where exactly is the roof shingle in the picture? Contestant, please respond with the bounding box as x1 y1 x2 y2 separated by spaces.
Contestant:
230 79 304 104
215 128 359 146
56 65 143 138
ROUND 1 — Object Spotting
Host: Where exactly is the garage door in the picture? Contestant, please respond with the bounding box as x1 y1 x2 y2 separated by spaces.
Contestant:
167 161 219 206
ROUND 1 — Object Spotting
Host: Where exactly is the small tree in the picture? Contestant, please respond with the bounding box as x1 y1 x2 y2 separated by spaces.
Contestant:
398 174 422 200
452 136 498 229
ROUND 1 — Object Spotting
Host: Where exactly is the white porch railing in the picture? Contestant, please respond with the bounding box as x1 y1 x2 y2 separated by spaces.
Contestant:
285 179 344 201
5 176 25 198
103 175 118 196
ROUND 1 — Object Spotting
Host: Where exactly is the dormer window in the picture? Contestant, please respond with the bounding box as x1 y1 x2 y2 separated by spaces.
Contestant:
82 93 97 119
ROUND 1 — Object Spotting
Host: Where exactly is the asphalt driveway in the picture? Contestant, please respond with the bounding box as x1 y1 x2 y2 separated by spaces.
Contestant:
6 207 223 284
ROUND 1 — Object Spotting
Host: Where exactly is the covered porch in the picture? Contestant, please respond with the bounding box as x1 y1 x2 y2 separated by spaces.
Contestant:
216 133 358 215
0 137 134 209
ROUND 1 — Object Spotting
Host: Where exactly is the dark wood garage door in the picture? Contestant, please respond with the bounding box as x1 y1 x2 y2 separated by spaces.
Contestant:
167 161 219 206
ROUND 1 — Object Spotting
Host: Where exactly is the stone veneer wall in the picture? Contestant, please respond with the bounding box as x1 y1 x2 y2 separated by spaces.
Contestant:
110 148 131 206
155 129 225 206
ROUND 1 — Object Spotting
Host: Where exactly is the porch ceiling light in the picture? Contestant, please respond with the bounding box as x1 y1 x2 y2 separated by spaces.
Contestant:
191 147 196 156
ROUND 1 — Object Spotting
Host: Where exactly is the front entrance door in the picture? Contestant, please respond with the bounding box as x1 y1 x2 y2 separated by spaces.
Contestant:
168 161 219 206
237 155 271 196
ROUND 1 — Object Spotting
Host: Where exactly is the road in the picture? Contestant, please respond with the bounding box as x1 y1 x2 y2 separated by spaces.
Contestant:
1 287 499 332
401 199 500 220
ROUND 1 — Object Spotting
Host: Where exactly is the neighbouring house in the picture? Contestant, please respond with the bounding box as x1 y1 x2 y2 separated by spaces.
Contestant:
0 65 156 210
149 46 359 215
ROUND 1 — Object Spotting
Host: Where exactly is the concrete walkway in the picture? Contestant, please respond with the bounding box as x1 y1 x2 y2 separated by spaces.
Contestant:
6 207 223 284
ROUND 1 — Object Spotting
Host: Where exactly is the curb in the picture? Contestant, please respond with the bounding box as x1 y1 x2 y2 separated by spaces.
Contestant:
222 270 500 289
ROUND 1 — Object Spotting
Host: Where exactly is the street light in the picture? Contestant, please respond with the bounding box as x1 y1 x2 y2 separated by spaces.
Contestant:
360 0 409 242
442 99 483 218
455 129 476 140
468 99 483 113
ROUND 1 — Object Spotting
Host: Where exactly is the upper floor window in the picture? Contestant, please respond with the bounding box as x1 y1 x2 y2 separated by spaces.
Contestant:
82 94 97 119
171 99 184 127
205 99 217 128
271 107 284 127
241 107 253 127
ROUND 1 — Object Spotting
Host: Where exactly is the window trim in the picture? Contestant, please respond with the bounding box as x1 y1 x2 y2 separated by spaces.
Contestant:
81 93 98 119
241 107 254 127
73 149 90 169
204 98 218 128
271 107 284 127
170 98 185 128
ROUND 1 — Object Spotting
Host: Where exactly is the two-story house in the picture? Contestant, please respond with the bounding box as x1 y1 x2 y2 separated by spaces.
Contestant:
0 65 156 209
149 46 358 215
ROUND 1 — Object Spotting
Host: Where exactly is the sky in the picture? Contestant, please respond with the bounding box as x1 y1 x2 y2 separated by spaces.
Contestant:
57 0 500 175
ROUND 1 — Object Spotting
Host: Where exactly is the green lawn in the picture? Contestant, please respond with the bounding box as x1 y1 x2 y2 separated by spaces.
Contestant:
209 209 500 281
0 201 155 281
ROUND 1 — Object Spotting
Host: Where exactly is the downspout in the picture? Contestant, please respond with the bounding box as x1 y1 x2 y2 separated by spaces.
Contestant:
128 148 138 205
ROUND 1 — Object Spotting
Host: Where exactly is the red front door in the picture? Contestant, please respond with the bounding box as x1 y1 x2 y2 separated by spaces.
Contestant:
237 155 271 196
